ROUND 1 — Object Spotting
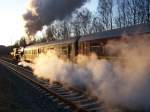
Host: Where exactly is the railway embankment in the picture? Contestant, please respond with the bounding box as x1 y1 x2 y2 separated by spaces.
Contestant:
0 63 62 112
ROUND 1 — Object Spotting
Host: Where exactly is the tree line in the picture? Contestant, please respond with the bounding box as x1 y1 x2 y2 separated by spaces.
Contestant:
15 0 150 46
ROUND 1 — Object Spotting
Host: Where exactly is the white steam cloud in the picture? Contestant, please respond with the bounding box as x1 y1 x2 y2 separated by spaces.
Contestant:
19 35 150 111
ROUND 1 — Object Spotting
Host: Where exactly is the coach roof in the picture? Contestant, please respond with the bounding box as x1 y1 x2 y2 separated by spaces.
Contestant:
79 23 150 42
25 38 77 50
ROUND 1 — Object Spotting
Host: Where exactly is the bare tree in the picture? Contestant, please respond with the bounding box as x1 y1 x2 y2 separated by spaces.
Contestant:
91 16 104 33
115 0 150 27
145 0 150 23
98 0 113 30
46 25 55 41
29 0 150 43
70 13 82 37
78 8 92 35
71 8 92 36
60 21 72 39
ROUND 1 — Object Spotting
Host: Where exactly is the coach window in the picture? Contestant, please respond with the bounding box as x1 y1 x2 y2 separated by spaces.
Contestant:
84 43 86 54
40 49 42 53
90 42 102 56
62 46 68 55
79 44 82 54
68 45 71 54
50 47 54 51
43 48 46 53
24 51 26 54
41 48 43 53
100 43 105 55
47 48 50 52
68 45 71 58
35 50 38 55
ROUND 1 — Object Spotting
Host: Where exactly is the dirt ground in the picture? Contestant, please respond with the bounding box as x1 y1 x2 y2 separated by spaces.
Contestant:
0 64 60 112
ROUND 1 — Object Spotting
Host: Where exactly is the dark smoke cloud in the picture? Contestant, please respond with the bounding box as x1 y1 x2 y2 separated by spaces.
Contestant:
23 0 88 36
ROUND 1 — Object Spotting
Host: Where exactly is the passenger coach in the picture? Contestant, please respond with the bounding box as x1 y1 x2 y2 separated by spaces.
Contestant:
78 23 150 58
22 38 79 62
12 23 150 62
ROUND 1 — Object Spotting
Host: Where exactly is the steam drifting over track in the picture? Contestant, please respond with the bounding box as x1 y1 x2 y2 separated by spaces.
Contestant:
0 58 104 112
18 35 150 111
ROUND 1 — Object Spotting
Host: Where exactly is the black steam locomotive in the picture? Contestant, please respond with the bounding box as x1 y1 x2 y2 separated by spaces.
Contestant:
12 23 150 62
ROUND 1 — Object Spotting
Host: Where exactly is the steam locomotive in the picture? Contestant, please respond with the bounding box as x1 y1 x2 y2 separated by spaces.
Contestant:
12 23 150 62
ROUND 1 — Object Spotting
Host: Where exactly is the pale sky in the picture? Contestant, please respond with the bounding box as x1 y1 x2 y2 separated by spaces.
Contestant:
0 0 98 46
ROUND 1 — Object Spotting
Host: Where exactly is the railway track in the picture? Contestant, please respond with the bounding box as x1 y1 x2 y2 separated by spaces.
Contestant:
0 58 104 112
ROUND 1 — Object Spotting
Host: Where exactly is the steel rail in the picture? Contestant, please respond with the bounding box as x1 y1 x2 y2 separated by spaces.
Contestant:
0 59 89 112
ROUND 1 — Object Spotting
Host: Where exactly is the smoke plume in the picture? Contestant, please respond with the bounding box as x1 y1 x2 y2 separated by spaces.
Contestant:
23 0 88 36
19 35 150 111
